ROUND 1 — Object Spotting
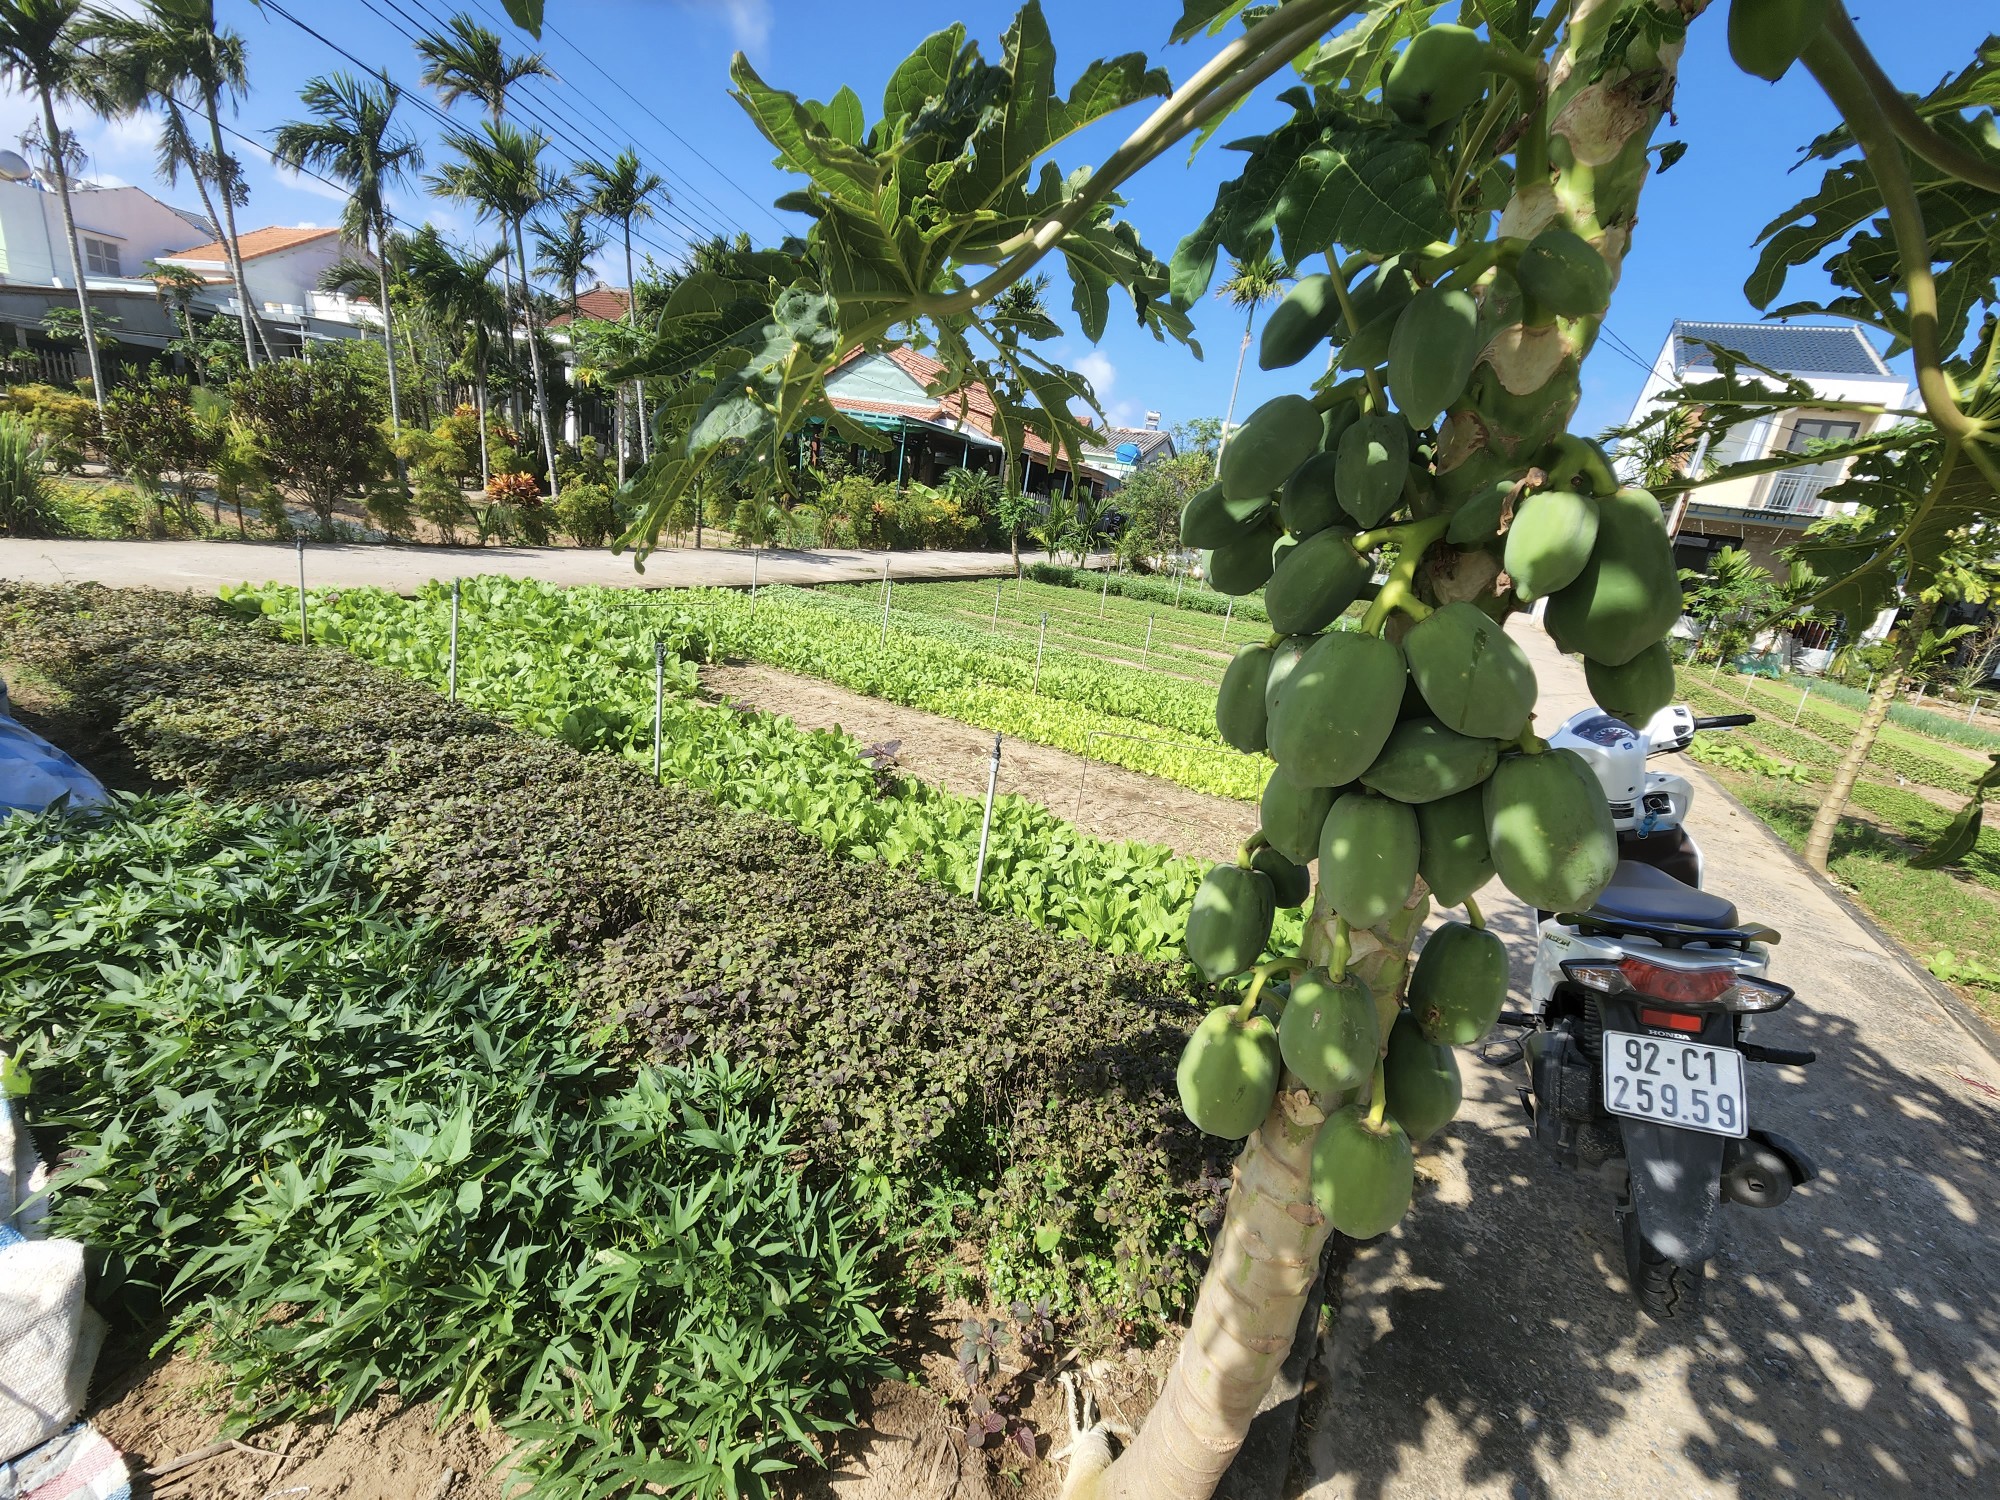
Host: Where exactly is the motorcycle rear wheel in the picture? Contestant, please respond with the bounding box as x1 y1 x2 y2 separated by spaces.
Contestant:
1621 1208 1705 1321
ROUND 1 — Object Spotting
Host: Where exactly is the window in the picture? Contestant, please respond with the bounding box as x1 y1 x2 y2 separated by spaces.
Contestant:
1786 417 1859 453
82 237 121 277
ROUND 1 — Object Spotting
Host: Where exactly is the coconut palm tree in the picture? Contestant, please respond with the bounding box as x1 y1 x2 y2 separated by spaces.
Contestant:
1215 254 1289 458
88 0 270 368
271 73 424 436
403 225 506 486
430 122 562 471
576 148 662 458
0 0 109 422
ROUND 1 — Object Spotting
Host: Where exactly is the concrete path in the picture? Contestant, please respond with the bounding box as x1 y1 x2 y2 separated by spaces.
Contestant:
1302 621 2000 1498
0 538 1098 595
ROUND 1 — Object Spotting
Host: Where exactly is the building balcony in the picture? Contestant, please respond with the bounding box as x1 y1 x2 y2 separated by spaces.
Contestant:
1749 470 1833 517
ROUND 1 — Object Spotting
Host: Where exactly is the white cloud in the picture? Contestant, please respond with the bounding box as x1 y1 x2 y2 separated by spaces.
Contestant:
1074 349 1116 399
690 0 771 53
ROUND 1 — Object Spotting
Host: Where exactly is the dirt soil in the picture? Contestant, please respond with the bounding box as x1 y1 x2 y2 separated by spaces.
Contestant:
701 662 1253 862
85 1339 514 1500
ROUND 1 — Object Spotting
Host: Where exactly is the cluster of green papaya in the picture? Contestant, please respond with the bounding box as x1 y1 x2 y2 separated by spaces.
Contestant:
1167 13 1693 1242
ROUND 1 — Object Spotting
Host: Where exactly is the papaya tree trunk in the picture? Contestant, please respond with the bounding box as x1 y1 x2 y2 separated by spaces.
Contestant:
1804 607 1927 871
1062 5 1692 1497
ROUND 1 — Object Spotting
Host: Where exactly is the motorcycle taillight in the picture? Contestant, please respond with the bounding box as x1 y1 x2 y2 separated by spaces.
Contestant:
1617 957 1735 1005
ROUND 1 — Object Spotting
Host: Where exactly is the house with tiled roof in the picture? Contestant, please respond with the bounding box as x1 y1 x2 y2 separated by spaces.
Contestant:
155 223 381 349
821 346 1113 496
1083 414 1175 483
1620 320 1908 577
547 283 632 326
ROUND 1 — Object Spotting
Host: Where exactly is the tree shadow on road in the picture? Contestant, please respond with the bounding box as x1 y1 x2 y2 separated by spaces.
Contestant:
1304 966 2000 1499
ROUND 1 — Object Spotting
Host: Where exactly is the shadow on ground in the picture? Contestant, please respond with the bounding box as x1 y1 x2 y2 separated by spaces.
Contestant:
1304 941 2000 1499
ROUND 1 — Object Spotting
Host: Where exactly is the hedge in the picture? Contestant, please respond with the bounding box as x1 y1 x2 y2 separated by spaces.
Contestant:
0 582 1224 1327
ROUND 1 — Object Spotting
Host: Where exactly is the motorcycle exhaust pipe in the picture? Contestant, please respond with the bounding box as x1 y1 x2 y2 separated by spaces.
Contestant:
1721 1137 1800 1209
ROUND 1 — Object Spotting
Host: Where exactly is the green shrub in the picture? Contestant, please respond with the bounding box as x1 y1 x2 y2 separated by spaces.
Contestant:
2 583 1224 1330
1 794 892 1497
6 382 95 472
1027 560 1271 623
102 375 216 532
230 357 390 531
0 410 54 535
553 480 618 546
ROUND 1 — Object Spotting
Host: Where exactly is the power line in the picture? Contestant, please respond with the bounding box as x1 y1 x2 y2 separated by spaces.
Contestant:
356 0 729 258
458 0 755 244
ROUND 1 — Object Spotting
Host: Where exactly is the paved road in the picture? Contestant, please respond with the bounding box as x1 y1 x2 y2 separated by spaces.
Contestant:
0 538 1098 595
1302 621 2000 1498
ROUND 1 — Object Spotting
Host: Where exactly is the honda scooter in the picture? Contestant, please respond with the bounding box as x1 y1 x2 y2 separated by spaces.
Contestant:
1507 705 1817 1319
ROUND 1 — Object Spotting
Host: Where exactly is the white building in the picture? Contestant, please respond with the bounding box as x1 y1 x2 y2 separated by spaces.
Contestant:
1620 320 1909 578
0 173 378 373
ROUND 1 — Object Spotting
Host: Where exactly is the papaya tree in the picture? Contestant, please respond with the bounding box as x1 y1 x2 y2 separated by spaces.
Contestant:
595 3 1997 1495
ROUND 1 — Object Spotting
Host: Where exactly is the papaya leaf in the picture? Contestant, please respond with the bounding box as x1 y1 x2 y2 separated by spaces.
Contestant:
498 0 540 37
1170 0 1255 45
1303 3 1444 94
1274 126 1450 262
1911 798 1985 870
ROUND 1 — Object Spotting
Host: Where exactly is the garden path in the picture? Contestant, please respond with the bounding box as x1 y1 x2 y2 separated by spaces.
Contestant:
0 538 1104 595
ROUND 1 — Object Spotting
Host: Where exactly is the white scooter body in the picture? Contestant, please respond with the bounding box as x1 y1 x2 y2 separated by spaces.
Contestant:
1525 705 1772 1015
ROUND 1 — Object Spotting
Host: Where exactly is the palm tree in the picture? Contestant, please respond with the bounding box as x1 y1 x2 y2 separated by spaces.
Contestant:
0 0 109 422
430 122 561 471
576 148 662 459
272 73 424 436
87 0 268 368
1215 254 1289 458
532 206 601 445
414 13 550 121
403 226 506 485
532 205 602 317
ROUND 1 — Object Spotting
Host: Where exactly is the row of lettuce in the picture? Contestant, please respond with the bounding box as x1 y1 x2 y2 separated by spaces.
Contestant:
234 574 1268 802
1 581 1232 1498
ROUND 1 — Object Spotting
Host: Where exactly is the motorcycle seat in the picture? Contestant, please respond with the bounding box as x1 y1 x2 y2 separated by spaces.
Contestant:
1587 860 1739 929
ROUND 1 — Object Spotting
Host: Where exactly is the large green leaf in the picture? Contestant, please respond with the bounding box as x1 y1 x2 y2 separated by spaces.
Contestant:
1274 127 1449 261
499 0 541 37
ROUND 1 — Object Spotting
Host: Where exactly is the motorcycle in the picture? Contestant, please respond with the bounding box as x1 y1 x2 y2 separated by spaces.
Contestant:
1507 704 1818 1320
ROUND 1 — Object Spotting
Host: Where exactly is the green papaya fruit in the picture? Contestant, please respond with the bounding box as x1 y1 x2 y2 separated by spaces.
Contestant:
1319 791 1420 930
1177 1006 1282 1138
1336 411 1409 529
1265 634 1318 713
1384 1011 1463 1143
1252 846 1313 909
1387 288 1483 428
1217 644 1273 753
1483 749 1618 911
1279 968 1378 1095
1384 24 1493 127
1204 517 1284 596
1543 488 1682 667
1408 920 1510 1046
1445 476 1518 547
1220 395 1323 504
1260 769 1335 864
1504 490 1600 602
1186 863 1276 980
1266 528 1370 636
1728 0 1827 82
1335 263 1417 373
1180 481 1268 549
1311 1105 1415 1238
1403 601 1538 740
1515 228 1613 318
1260 273 1341 370
1416 785 1496 906
1266 631 1406 787
1322 397 1361 454
1585 639 1676 727
1544 434 1619 498
1360 717 1499 804
1281 451 1345 538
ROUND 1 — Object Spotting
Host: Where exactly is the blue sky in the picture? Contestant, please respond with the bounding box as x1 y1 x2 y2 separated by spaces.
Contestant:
2 1 1991 438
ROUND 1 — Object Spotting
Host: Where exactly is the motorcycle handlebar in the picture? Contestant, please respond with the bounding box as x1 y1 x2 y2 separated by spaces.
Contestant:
1693 713 1756 730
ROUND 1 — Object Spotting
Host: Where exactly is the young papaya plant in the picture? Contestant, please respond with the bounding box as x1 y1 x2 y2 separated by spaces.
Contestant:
598 3 1998 1495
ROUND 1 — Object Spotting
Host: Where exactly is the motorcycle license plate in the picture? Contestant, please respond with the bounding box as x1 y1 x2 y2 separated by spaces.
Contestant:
1601 1031 1746 1138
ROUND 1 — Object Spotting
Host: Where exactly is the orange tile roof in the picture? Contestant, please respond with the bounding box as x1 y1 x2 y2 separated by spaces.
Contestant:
163 225 341 263
547 285 633 326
